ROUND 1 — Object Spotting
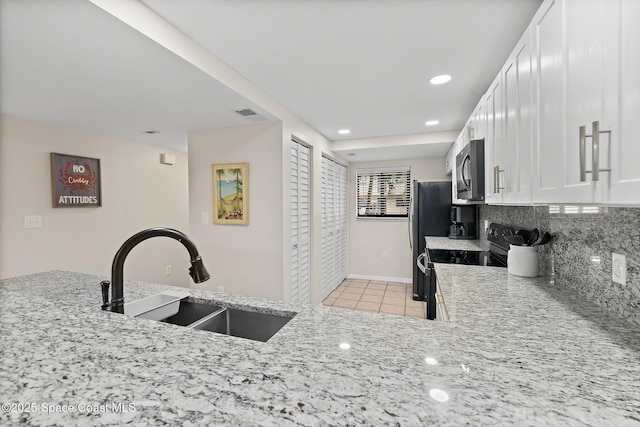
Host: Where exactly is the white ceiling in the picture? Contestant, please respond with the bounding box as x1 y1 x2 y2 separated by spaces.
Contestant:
0 0 542 160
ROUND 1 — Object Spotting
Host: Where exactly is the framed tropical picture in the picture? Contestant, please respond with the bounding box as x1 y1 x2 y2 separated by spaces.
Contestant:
212 162 249 225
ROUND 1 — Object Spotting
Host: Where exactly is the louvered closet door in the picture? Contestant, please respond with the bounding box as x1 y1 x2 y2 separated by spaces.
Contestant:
335 161 347 285
321 156 347 299
290 141 310 304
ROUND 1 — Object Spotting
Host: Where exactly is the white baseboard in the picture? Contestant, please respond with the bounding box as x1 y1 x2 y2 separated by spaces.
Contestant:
347 274 411 284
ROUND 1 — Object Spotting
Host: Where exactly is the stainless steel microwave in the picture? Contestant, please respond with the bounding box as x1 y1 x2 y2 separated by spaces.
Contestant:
455 139 485 201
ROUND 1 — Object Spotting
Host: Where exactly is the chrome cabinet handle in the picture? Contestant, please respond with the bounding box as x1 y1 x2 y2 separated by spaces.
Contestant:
592 120 600 182
591 121 612 181
579 125 587 182
579 121 611 182
493 165 504 193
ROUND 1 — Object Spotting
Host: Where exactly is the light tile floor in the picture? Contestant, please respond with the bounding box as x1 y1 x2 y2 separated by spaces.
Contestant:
322 279 426 319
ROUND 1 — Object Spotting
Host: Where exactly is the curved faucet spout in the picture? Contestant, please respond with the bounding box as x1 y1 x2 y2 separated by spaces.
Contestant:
107 228 210 313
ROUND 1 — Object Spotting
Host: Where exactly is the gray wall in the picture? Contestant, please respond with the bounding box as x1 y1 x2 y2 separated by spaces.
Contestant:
479 205 639 326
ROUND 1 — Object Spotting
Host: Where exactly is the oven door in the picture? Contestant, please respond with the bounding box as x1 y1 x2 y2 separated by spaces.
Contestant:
425 262 437 320
415 252 427 300
417 252 437 320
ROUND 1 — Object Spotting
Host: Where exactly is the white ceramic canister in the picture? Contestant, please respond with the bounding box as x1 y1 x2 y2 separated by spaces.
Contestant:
507 244 539 277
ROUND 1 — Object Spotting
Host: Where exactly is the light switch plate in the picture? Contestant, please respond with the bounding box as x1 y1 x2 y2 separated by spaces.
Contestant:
24 215 42 229
612 253 626 285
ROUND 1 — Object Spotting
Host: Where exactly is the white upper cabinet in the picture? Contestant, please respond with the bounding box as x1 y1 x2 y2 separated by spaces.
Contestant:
484 73 504 204
444 144 454 176
608 0 640 204
502 26 534 204
470 96 486 141
463 0 638 206
532 0 638 205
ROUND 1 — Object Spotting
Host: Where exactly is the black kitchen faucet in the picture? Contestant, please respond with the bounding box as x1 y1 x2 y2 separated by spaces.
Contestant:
101 228 210 313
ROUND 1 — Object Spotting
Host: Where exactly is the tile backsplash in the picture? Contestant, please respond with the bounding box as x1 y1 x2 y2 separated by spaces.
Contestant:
479 205 639 326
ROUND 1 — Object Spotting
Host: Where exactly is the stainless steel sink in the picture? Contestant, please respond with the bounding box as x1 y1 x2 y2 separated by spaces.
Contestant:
192 308 293 342
161 300 224 326
159 299 294 342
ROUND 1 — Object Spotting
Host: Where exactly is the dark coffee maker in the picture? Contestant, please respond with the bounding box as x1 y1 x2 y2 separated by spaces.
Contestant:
449 205 477 239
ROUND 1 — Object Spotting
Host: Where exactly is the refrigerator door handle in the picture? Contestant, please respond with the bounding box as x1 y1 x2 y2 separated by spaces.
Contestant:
408 180 415 250
417 252 426 274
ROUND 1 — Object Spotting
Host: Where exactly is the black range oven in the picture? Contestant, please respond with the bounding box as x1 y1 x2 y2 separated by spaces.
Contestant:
416 223 517 320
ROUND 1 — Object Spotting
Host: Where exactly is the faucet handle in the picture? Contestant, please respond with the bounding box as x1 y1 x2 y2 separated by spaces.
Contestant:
100 280 110 310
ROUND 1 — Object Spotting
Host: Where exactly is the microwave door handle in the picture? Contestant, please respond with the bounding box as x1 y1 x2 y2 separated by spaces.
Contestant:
460 155 471 191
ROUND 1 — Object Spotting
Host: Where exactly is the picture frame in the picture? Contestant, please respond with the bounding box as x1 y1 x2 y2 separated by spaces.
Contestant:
51 153 102 208
212 162 249 225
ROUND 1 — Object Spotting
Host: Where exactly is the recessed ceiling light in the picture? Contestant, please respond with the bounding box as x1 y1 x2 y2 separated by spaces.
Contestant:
425 120 439 126
338 129 351 135
429 74 452 85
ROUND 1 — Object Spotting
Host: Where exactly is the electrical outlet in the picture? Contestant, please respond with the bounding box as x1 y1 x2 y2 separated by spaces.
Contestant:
217 286 225 293
483 219 489 233
382 251 388 259
612 253 626 285
165 265 172 276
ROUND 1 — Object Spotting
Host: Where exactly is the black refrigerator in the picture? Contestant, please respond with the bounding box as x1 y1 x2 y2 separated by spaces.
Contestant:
410 181 452 317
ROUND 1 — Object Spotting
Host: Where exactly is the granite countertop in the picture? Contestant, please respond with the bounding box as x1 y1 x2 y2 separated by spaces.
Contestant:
1 270 639 426
425 236 490 252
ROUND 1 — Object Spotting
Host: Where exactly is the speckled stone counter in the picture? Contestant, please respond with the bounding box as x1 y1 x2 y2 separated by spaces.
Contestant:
425 236 489 252
1 271 639 426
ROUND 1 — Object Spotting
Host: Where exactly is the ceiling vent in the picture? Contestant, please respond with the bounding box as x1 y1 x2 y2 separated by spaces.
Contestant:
234 108 269 123
235 108 257 117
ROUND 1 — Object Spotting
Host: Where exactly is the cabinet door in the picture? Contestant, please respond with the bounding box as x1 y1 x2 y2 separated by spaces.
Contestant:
290 140 311 304
484 74 504 204
532 0 566 203
444 144 453 176
564 0 616 201
609 0 640 204
502 27 533 204
471 96 486 141
534 0 616 203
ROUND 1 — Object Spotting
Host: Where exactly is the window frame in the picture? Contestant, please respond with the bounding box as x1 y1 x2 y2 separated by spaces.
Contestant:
355 166 411 219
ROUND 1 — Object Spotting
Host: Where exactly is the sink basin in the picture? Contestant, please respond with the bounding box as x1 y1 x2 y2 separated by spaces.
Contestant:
192 308 293 342
161 300 224 326
159 299 294 342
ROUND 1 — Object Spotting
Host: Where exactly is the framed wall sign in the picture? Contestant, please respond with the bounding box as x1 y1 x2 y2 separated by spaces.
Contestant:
212 162 249 225
51 153 102 208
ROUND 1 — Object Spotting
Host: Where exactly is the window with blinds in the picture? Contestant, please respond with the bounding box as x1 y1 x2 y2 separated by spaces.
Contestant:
356 167 411 218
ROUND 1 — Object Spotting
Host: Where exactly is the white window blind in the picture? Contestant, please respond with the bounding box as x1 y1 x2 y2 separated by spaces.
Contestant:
356 167 411 218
